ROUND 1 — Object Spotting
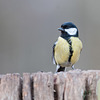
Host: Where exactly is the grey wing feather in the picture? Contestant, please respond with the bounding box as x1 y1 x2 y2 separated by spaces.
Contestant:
52 41 57 65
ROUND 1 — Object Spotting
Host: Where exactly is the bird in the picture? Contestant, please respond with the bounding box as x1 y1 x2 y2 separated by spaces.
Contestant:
52 22 83 72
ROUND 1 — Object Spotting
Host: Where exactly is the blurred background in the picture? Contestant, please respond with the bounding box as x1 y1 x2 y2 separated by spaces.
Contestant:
0 0 100 74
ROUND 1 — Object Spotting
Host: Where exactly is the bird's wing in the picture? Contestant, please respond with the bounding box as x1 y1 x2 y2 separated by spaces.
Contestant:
52 41 57 65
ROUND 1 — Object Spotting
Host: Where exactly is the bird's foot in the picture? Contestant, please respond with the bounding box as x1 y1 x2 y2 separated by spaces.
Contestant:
71 65 75 70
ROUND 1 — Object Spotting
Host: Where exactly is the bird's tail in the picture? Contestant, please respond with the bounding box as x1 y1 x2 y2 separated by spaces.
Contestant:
55 65 65 73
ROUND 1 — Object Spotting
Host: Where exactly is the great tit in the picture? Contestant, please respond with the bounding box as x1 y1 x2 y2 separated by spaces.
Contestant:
53 22 83 72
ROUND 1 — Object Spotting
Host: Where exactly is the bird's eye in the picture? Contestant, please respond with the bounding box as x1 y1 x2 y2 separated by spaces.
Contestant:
65 28 77 35
61 25 67 29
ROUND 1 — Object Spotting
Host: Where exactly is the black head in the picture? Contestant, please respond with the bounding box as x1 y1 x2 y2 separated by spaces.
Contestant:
58 22 78 39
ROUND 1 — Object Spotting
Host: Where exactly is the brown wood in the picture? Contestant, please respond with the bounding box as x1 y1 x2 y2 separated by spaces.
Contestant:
54 72 66 100
0 73 21 100
84 70 100 100
32 72 54 100
54 70 100 100
64 70 86 100
0 70 100 100
54 70 86 100
22 73 32 100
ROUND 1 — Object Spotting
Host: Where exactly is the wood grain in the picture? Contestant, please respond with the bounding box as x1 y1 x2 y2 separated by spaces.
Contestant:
32 72 54 100
0 70 100 100
0 73 21 100
22 73 32 100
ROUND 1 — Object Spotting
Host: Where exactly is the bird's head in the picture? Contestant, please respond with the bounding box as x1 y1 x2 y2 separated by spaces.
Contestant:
58 22 78 38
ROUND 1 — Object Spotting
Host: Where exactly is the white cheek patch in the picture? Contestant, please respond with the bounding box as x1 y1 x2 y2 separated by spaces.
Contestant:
65 28 77 35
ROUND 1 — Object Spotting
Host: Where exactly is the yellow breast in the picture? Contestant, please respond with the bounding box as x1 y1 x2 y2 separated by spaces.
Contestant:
70 37 83 65
54 36 82 67
55 37 70 64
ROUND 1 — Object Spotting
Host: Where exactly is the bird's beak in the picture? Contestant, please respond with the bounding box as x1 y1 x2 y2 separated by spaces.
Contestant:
58 28 65 32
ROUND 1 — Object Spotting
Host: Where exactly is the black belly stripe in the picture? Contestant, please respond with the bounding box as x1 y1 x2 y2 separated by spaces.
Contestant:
67 39 73 62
